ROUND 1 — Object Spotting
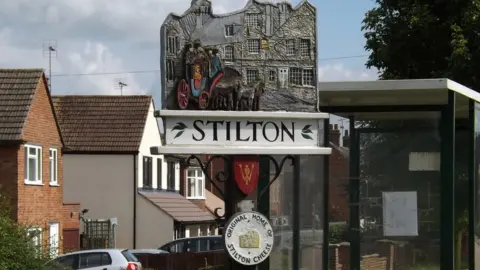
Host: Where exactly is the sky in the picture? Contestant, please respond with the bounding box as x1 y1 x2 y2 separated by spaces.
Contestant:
0 0 379 109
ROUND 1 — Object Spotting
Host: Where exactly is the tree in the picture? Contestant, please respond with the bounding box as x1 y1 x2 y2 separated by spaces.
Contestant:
362 1 480 268
363 0 480 89
0 195 70 270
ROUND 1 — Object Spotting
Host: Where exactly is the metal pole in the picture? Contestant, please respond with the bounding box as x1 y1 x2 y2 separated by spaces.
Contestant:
292 155 301 270
322 118 330 270
49 47 52 91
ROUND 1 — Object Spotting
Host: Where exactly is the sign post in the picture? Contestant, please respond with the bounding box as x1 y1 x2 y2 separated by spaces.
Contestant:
152 110 331 269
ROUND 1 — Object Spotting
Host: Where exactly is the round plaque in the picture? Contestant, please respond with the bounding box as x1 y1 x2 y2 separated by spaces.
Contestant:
223 211 274 266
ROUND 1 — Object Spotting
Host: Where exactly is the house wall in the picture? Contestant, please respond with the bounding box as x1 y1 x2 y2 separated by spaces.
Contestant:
137 101 180 190
0 145 19 218
16 76 79 254
136 194 174 248
63 154 134 248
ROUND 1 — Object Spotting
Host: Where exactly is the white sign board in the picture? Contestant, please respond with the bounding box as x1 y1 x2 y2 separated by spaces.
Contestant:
151 110 332 155
224 211 274 266
382 191 418 237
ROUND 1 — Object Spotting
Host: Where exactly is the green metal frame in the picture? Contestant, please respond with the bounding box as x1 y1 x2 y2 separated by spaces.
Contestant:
468 100 476 270
440 90 455 269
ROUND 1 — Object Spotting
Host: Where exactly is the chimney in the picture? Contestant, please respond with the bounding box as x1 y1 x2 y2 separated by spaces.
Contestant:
329 124 341 146
343 130 349 148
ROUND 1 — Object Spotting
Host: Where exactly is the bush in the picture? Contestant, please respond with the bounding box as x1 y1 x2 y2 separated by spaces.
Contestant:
0 195 70 270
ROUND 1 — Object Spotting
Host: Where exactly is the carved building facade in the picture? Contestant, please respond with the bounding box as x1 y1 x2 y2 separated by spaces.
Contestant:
160 0 317 111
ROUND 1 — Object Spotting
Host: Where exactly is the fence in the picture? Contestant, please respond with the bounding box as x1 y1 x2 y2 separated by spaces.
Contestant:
80 219 116 249
136 251 228 270
135 242 416 270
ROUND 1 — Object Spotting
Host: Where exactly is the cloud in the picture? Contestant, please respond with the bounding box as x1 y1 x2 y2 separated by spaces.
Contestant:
67 41 146 95
318 63 377 81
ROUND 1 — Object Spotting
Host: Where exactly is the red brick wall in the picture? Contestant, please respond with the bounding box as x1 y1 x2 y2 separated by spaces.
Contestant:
0 145 19 218
14 76 79 254
329 126 349 222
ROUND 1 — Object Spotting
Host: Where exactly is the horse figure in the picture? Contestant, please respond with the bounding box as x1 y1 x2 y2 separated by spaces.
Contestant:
235 80 265 111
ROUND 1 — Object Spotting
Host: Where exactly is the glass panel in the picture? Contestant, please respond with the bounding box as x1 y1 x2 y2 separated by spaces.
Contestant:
197 179 203 197
475 102 480 269
197 168 203 177
29 147 36 155
28 157 36 181
53 151 57 182
187 169 195 177
299 155 324 269
269 155 293 270
37 149 41 180
358 116 441 269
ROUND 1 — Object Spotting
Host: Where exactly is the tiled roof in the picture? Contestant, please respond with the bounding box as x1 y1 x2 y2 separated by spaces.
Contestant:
52 95 152 152
139 190 216 223
0 69 44 141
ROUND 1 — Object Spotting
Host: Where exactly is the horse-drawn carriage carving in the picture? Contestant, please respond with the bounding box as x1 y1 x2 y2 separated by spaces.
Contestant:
175 42 266 111
176 44 224 110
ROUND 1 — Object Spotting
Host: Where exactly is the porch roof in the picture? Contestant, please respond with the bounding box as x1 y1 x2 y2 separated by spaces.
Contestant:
139 190 216 223
318 79 480 119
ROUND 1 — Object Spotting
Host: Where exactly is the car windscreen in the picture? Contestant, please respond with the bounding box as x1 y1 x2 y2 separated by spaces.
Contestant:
121 250 139 262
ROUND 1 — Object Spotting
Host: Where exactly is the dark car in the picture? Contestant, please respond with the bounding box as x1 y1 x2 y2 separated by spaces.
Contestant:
159 236 224 253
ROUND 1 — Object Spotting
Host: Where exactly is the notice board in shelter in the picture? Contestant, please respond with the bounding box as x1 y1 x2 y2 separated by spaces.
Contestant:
382 191 419 236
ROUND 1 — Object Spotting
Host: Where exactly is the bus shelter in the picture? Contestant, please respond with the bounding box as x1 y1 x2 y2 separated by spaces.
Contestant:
318 79 480 270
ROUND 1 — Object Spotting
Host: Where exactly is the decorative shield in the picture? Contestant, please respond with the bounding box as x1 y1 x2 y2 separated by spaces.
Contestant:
233 156 260 195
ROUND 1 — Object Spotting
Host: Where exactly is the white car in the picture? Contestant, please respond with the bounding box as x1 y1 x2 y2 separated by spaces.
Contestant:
47 249 142 270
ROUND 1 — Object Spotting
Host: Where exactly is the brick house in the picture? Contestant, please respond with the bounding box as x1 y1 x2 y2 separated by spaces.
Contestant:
0 69 80 256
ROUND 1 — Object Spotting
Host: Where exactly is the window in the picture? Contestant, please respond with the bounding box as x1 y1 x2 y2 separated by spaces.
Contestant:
300 39 311 57
166 59 175 81
246 69 259 83
167 161 176 191
289 67 315 86
268 70 276 82
49 148 58 185
27 228 42 255
225 25 234 36
224 45 234 62
165 241 185 253
186 168 204 199
167 36 179 54
24 145 42 184
157 158 163 189
245 14 258 27
247 39 260 54
302 69 314 86
143 156 153 188
79 252 112 268
54 255 75 268
209 238 224 251
49 222 59 258
286 39 295 55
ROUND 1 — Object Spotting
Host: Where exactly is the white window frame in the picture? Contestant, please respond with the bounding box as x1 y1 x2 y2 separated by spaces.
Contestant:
286 39 295 56
26 227 43 255
225 25 234 37
186 167 205 199
247 39 260 54
24 144 42 185
49 148 58 186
